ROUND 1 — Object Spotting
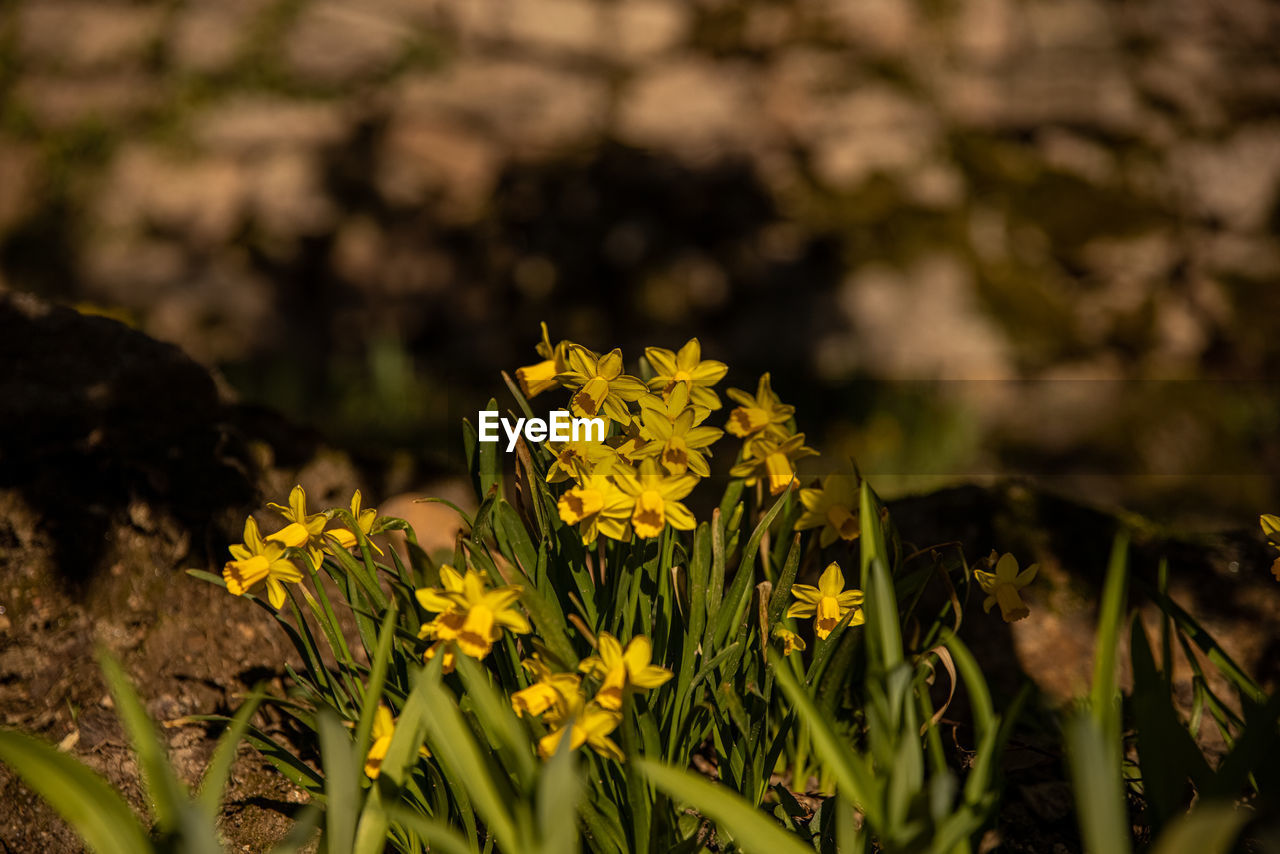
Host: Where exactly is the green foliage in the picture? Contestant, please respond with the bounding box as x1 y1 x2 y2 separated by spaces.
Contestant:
1066 538 1279 854
692 482 1015 854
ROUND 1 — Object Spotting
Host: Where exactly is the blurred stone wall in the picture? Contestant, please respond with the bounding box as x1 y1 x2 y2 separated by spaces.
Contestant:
1 0 1278 522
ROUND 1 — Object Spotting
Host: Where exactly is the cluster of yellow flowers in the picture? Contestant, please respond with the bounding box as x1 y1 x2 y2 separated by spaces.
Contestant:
222 486 378 609
511 634 672 762
517 324 860 549
217 329 1056 787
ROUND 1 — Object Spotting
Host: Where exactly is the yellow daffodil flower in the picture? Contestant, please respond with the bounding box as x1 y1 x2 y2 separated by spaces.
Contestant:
729 433 817 495
364 705 429 779
364 705 395 778
772 625 807 656
537 692 624 762
787 562 865 640
796 469 860 547
511 657 582 718
516 322 571 398
631 400 724 477
577 633 673 711
1262 514 1280 581
557 474 634 545
223 517 303 609
975 553 1037 623
643 338 728 411
416 565 469 671
415 564 465 612
556 345 647 424
725 373 794 441
612 461 698 539
423 638 458 673
265 485 329 570
326 490 384 555
418 567 531 660
602 420 649 466
545 439 619 484
635 392 712 429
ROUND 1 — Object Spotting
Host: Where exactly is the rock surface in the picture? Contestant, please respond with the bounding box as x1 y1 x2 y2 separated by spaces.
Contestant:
0 0 1276 528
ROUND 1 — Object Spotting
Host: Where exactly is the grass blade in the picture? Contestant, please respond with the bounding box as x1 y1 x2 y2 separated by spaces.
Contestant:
714 490 789 649
766 534 802 627
537 730 582 854
1065 714 1132 854
1129 619 1211 831
418 661 521 850
454 653 537 790
198 692 265 818
97 649 188 836
318 708 360 854
858 481 888 584
1090 533 1129 728
638 758 811 854
354 602 399 763
384 806 482 854
770 649 880 826
864 555 903 672
1149 802 1250 854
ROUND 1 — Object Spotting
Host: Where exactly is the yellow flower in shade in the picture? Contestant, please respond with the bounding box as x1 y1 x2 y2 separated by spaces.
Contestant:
796 469 860 548
612 461 698 539
545 439 618 484
557 474 634 545
729 433 817 495
537 693 624 762
630 398 724 477
975 553 1038 623
577 633 673 711
423 637 458 674
511 657 582 718
364 705 395 779
725 373 794 441
634 392 712 430
265 485 329 570
364 705 430 779
603 420 650 466
325 490 384 555
787 562 865 640
418 567 531 660
772 625 807 656
516 322 570 399
556 345 648 424
1262 515 1280 581
223 517 303 609
643 338 728 411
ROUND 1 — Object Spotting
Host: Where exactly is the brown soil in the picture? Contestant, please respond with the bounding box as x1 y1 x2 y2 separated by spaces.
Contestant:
0 487 310 852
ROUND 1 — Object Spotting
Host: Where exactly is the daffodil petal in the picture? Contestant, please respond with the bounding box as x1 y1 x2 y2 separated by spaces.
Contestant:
817 563 846 598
